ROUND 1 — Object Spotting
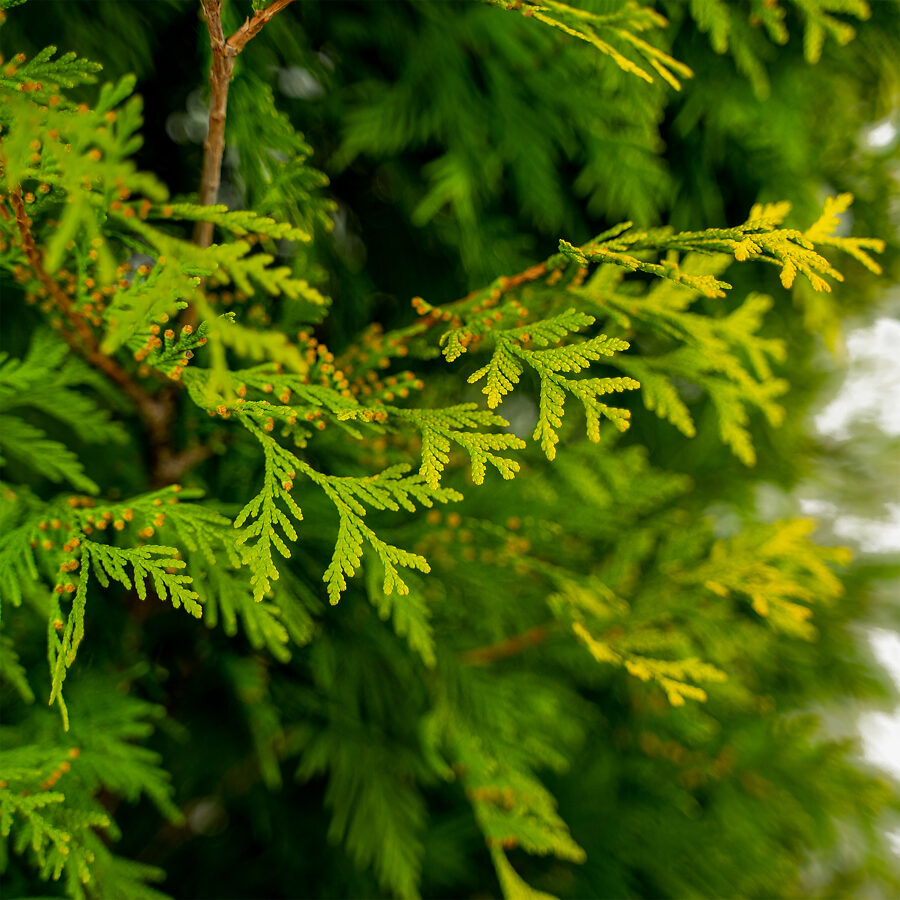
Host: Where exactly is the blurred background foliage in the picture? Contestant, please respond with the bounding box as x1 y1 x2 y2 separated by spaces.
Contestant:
2 1 900 897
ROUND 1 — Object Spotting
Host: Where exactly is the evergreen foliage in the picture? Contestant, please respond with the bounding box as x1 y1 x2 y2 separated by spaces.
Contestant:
0 0 898 898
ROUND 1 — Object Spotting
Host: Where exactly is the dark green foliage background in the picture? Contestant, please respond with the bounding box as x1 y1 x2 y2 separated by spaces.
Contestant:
2 1 900 898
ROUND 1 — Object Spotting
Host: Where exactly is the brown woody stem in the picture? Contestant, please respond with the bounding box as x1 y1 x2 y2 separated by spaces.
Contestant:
194 0 233 248
194 0 297 248
10 187 206 486
10 189 146 404
460 624 553 666
228 0 298 54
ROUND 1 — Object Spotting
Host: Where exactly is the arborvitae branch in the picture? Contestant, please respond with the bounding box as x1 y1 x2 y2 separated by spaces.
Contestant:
6 185 181 478
1 3 894 897
485 0 693 89
8 187 149 410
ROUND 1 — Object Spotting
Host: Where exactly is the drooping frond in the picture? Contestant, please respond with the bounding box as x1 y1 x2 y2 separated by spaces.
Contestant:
301 462 458 605
485 0 693 89
352 404 526 488
294 728 428 900
803 192 885 273
424 665 590 900
573 621 727 706
201 562 314 663
490 846 558 900
0 634 34 702
0 681 176 900
680 519 851 638
48 540 200 726
365 563 436 668
447 310 638 459
0 331 126 493
0 415 99 494
234 422 305 602
84 542 200 614
455 728 585 864
559 196 881 294
0 44 101 97
153 202 311 243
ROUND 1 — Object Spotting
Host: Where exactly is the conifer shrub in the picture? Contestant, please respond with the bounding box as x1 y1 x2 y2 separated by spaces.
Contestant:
1 1 898 898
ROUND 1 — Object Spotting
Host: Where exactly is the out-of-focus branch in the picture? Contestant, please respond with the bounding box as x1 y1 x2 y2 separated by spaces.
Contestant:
228 0 297 55
460 623 553 666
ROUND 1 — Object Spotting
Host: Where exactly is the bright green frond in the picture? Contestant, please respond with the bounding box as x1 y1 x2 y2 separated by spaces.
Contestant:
234 423 304 602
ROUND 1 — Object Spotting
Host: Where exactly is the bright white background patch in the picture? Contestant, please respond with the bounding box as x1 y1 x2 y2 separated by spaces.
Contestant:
816 318 900 441
808 301 900 849
865 120 898 151
862 629 900 780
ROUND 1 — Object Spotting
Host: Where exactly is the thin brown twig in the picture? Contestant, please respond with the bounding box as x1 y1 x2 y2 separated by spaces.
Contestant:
9 187 206 485
10 188 160 412
194 0 234 249
385 259 559 352
153 442 215 485
460 623 553 666
193 0 297 249
227 0 298 55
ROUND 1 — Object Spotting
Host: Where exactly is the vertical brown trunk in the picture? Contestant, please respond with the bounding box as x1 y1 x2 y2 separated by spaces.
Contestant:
193 50 234 248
